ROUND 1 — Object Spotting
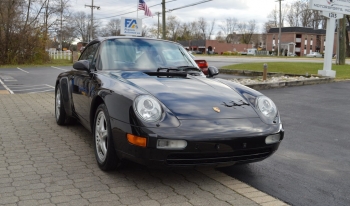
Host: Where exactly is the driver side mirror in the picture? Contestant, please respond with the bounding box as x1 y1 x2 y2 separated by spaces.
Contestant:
73 60 90 72
208 66 219 78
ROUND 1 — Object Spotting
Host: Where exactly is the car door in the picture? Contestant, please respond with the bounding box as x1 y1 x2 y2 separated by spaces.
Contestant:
72 43 100 125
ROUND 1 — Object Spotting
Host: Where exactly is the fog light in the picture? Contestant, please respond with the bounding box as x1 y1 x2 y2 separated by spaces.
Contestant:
157 139 187 150
265 134 281 144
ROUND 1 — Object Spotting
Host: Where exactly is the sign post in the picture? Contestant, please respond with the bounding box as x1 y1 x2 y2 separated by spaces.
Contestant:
319 11 342 77
308 0 350 78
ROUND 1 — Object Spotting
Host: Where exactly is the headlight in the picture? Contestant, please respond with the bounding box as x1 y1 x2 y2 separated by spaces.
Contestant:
256 96 277 120
134 95 162 122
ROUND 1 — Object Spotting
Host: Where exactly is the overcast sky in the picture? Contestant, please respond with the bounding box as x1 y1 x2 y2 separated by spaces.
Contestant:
70 0 296 33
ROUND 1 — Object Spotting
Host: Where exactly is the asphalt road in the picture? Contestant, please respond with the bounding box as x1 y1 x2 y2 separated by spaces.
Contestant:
220 81 350 206
0 66 71 94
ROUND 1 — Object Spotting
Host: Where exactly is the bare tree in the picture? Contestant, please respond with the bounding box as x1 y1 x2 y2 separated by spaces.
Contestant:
267 7 279 27
71 11 90 42
99 18 121 37
142 25 150 37
215 31 225 42
166 15 180 41
219 17 237 43
178 23 191 40
207 19 216 40
237 20 257 45
189 21 201 40
198 17 207 40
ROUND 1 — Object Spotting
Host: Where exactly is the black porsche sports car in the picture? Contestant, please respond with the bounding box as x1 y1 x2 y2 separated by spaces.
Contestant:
55 37 284 171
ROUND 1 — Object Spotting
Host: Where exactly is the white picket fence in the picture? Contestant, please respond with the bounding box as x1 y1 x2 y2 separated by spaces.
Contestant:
256 51 270 56
48 51 72 60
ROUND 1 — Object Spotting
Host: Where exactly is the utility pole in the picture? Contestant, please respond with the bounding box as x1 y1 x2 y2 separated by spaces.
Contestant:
85 0 100 42
339 15 346 65
155 12 161 39
162 0 166 40
276 0 283 56
60 0 63 51
43 0 49 50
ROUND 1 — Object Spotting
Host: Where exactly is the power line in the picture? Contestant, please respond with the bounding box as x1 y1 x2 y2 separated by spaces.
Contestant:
95 0 177 20
168 0 212 12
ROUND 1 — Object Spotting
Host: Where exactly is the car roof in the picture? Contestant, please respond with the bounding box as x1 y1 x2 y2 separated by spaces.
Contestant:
85 36 179 48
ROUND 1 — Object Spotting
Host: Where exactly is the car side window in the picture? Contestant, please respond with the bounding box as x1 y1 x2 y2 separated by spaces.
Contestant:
79 43 99 69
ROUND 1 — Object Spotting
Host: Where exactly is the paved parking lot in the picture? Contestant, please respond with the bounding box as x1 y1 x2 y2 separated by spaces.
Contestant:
0 67 69 94
0 93 287 206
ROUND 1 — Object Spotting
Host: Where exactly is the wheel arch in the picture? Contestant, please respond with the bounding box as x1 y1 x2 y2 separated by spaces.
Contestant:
90 95 105 132
56 77 73 117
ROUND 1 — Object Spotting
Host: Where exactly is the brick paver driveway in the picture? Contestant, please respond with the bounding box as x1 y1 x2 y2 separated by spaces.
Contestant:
0 93 271 206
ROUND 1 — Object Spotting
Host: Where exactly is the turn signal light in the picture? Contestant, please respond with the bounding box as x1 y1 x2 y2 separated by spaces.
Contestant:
127 134 147 147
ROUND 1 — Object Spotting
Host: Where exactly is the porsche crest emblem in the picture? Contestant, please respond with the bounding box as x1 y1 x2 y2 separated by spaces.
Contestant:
213 107 220 113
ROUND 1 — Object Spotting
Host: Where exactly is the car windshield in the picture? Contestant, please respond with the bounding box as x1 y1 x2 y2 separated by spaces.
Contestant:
99 38 197 71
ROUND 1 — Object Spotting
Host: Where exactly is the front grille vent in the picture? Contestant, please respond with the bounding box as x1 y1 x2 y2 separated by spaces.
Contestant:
167 148 272 165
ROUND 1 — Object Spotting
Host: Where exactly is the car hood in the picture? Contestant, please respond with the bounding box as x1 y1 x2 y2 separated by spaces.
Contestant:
110 71 259 120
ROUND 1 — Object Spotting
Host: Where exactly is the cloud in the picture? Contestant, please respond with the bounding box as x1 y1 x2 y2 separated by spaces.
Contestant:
70 0 294 33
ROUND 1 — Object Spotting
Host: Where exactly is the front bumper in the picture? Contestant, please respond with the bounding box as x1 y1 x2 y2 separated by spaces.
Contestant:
111 117 284 168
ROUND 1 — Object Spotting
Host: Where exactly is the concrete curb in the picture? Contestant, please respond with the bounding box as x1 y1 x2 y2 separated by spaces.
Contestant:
198 168 290 206
220 69 285 77
244 77 335 90
219 69 336 90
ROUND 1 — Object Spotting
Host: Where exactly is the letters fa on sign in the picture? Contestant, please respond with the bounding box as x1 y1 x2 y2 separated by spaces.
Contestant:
125 19 138 29
120 17 142 36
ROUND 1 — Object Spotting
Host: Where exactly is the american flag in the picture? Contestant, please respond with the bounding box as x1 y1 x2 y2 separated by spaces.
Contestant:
138 0 152 17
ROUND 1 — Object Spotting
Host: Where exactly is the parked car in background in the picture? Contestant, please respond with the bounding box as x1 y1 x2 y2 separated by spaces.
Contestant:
306 52 322 58
194 59 208 75
195 50 203 54
55 36 284 171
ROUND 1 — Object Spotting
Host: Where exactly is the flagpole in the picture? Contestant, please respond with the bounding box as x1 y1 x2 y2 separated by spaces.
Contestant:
137 0 139 18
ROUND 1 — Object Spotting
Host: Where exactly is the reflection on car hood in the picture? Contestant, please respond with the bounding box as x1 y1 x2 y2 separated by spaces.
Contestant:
109 71 259 120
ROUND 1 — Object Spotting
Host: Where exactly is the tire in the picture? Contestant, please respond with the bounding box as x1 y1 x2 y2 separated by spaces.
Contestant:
93 104 119 171
55 84 67 125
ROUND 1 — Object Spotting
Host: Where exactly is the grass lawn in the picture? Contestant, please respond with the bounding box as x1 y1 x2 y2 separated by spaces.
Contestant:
0 59 73 68
222 62 350 79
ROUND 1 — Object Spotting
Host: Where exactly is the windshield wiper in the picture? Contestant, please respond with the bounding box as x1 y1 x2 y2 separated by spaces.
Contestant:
176 66 201 72
148 66 201 77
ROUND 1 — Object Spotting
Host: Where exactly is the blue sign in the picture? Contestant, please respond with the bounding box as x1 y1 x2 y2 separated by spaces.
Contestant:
121 17 142 36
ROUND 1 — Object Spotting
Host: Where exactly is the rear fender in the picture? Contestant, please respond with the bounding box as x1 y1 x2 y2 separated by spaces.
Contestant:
58 77 73 116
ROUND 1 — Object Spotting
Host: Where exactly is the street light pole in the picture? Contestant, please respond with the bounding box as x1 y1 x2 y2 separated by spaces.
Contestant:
91 0 93 41
277 0 283 56
155 12 161 39
162 0 166 40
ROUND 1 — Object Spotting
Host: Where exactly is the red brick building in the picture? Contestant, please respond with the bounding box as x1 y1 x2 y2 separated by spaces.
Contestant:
266 27 349 56
178 40 255 54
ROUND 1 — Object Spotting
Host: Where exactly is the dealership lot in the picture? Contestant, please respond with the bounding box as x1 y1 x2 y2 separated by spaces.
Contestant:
1 61 350 205
0 92 288 205
0 66 70 94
